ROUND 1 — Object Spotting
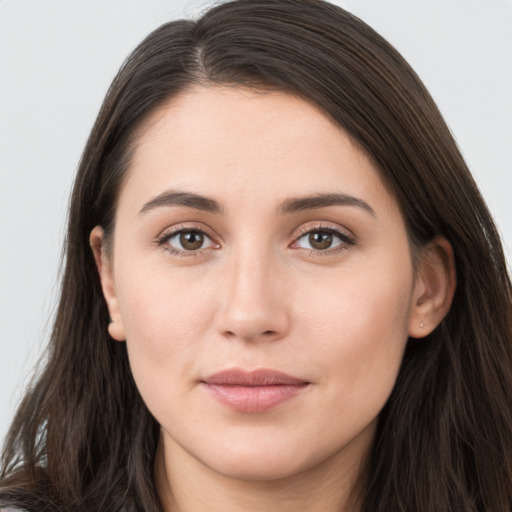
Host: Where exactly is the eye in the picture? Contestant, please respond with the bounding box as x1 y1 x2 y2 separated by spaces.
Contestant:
158 228 217 254
294 226 354 252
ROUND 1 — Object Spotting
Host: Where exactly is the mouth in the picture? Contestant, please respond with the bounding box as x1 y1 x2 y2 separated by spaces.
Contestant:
201 368 310 413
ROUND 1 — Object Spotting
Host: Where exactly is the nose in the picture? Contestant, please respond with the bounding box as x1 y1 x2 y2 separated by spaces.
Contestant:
215 248 290 343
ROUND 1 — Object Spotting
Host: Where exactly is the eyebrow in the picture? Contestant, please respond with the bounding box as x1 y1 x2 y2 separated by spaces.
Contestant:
139 190 375 217
277 193 376 217
139 191 224 215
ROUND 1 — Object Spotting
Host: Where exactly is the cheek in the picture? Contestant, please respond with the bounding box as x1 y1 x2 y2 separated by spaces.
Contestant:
116 267 217 391
295 256 414 413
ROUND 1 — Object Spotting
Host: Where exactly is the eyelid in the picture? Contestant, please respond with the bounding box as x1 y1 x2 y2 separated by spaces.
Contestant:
291 222 356 254
156 223 220 257
154 221 355 258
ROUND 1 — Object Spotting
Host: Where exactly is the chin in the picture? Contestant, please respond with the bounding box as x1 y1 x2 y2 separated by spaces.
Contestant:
198 437 325 482
212 456 307 482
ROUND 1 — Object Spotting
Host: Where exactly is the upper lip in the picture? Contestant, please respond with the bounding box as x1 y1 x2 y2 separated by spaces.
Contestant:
202 368 308 386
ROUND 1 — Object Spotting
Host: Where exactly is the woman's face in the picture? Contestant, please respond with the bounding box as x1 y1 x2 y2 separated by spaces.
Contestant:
96 86 430 482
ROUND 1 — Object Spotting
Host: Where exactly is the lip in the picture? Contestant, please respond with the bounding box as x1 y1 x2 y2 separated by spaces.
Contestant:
201 368 309 413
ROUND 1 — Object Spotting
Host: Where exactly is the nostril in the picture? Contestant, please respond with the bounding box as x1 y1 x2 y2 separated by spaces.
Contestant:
215 300 290 341
225 329 278 340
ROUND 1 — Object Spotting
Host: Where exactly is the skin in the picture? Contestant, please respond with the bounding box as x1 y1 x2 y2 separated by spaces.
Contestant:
91 86 455 511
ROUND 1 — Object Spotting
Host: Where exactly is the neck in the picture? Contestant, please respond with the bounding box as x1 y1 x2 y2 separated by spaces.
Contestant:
155 426 372 512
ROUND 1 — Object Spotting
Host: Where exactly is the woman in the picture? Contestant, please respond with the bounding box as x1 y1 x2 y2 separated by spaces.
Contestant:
1 0 511 510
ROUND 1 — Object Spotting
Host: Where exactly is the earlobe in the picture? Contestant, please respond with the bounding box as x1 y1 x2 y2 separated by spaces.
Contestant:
89 226 126 342
408 236 456 339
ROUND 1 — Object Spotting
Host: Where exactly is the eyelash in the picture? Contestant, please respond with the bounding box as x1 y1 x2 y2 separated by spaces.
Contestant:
156 224 217 258
294 224 356 257
156 223 356 258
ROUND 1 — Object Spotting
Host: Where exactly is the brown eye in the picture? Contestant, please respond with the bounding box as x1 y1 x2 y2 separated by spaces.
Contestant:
164 229 215 253
308 231 333 250
295 228 350 252
179 231 204 250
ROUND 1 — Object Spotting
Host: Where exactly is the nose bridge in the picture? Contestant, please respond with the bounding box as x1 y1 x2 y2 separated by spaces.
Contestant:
216 240 289 342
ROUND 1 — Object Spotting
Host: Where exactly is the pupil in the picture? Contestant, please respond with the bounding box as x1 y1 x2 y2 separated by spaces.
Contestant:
309 231 332 250
180 231 204 250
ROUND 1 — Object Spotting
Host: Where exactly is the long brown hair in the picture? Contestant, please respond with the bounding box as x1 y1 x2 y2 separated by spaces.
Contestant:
1 1 511 510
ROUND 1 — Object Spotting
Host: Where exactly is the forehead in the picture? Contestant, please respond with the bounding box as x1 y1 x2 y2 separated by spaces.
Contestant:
120 85 394 216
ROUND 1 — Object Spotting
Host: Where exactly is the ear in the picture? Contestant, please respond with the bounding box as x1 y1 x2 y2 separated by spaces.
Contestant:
90 226 126 342
408 236 456 339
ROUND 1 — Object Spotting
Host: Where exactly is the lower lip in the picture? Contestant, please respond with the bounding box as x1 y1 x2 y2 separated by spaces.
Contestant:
202 383 308 413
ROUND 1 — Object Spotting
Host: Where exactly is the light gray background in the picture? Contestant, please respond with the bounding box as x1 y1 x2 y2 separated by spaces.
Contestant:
1 0 511 441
